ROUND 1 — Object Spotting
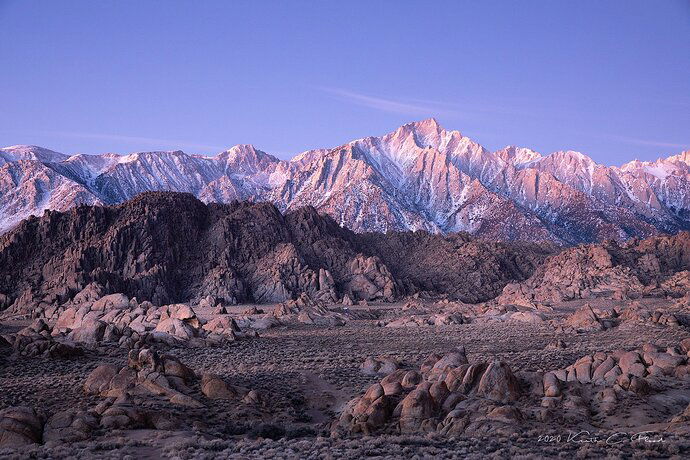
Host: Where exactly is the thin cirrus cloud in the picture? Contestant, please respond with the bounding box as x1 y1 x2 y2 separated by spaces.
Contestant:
46 130 227 153
318 87 460 117
318 87 532 119
607 134 689 150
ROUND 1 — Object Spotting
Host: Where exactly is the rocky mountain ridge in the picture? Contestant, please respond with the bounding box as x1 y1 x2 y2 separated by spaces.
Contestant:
0 192 551 311
2 119 690 243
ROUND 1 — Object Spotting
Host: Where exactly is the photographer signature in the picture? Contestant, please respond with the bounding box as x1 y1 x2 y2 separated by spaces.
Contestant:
538 431 665 445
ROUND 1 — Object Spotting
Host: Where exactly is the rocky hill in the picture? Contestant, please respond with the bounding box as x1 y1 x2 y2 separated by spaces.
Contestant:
0 192 552 312
2 119 690 243
498 231 690 305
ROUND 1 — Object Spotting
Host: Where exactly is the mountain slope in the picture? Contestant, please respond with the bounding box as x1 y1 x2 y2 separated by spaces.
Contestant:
0 160 101 232
1 121 689 243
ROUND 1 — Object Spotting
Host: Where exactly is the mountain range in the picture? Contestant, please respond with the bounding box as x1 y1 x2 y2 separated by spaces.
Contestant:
2 118 689 244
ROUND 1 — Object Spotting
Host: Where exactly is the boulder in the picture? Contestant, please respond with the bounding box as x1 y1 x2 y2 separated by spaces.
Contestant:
477 361 521 402
171 304 196 321
153 318 196 340
628 376 651 395
42 410 98 443
563 304 606 331
242 390 262 405
99 403 149 430
68 320 106 344
360 357 400 376
509 311 545 324
83 364 119 395
643 352 685 374
444 366 470 392
163 357 195 382
432 313 467 326
428 347 469 379
0 407 45 448
201 374 237 399
400 370 422 389
619 351 643 375
399 386 435 433
202 317 239 337
574 362 592 383
486 406 523 423
592 356 616 382
92 293 130 311
543 372 561 397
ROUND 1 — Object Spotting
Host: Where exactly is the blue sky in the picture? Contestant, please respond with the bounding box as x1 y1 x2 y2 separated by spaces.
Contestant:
1 0 688 164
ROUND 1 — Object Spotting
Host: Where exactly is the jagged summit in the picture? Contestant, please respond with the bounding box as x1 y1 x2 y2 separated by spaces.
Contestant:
402 117 444 135
1 120 690 243
217 144 273 159
495 146 542 166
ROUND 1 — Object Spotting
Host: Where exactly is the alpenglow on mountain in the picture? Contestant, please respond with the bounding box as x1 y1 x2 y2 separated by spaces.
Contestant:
2 119 690 244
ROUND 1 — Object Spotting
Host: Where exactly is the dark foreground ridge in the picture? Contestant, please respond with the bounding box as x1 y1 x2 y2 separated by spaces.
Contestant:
0 192 553 311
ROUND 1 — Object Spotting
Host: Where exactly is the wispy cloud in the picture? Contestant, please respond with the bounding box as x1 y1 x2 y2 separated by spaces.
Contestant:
318 87 533 118
318 87 459 117
47 130 227 153
607 134 688 150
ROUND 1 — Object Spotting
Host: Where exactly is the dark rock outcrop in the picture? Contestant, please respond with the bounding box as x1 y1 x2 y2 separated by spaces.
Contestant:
0 192 550 311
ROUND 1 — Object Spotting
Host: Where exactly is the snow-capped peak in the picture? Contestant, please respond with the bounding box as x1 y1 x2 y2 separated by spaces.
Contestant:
496 146 542 166
0 145 69 163
665 150 690 166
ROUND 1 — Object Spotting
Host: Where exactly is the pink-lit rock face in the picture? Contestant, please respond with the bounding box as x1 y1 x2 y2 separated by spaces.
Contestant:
2 119 690 242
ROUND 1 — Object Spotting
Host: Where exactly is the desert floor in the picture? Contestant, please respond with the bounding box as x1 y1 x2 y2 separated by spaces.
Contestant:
1 299 689 459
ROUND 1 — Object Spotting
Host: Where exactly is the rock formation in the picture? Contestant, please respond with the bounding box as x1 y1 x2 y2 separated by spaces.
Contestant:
0 293 247 355
332 340 690 438
0 347 265 449
497 232 690 304
0 192 550 313
270 293 347 327
332 346 525 436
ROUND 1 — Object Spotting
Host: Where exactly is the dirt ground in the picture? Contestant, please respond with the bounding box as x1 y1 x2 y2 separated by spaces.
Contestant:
1 299 689 459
